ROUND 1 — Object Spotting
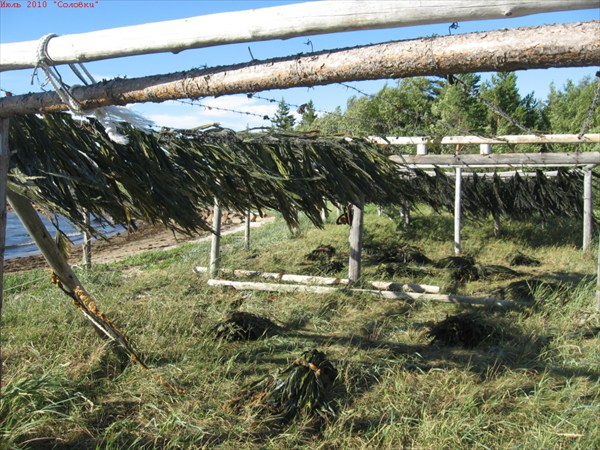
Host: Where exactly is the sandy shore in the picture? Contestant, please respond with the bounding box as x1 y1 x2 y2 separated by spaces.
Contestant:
3 216 273 273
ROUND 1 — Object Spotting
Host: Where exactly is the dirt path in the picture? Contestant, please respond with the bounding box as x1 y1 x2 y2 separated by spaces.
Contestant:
3 217 273 273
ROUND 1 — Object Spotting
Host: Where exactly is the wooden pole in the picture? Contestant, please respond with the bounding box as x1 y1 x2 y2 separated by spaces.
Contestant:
194 266 440 293
480 143 492 155
416 143 428 155
82 209 92 269
454 168 462 255
207 279 525 308
597 237 600 311
0 118 9 390
378 133 600 145
244 210 251 250
7 188 149 366
2 1 595 72
2 22 599 117
348 198 364 283
209 198 222 277
390 151 600 168
583 167 593 251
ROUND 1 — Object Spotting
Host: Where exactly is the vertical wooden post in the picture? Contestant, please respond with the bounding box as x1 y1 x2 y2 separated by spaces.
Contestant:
480 143 492 155
320 199 328 223
597 237 600 311
493 212 501 237
244 209 251 250
416 143 428 155
210 198 222 277
82 209 92 269
348 197 364 283
401 200 410 227
583 166 593 251
454 168 462 255
377 205 382 216
0 118 10 389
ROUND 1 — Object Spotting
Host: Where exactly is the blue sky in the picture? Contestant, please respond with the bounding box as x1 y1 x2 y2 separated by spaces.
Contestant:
1 0 598 130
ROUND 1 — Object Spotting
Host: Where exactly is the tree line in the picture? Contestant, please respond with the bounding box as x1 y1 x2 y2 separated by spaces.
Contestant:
271 72 599 152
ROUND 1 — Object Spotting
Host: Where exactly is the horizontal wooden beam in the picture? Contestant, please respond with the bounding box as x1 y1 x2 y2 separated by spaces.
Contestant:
207 279 524 308
1 21 598 117
372 133 600 145
1 0 597 72
390 152 600 168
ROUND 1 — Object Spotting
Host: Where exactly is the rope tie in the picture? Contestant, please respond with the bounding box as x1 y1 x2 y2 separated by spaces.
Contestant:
30 33 154 145
32 33 85 114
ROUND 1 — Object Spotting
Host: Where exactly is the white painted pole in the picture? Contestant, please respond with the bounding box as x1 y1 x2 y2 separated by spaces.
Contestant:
454 168 463 255
244 210 251 250
348 198 364 283
416 143 428 155
480 143 492 155
210 199 222 277
2 0 596 72
82 209 92 269
583 167 593 251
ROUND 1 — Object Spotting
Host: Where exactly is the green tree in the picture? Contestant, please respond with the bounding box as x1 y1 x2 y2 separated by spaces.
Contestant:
296 100 318 131
432 74 487 138
271 98 296 130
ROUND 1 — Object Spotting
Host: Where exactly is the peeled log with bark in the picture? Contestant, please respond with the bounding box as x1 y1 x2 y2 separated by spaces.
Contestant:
1 21 598 117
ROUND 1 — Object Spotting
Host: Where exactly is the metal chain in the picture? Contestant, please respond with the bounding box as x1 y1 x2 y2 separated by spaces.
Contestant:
578 74 600 138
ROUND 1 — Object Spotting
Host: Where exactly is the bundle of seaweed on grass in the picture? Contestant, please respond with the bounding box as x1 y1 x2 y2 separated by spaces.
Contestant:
303 245 346 274
228 349 338 428
211 311 281 341
437 256 520 283
376 263 433 278
427 313 504 348
305 245 336 261
365 242 432 265
491 279 570 303
509 251 541 267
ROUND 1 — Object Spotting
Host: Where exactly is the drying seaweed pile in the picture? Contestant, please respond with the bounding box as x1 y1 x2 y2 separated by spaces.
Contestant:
365 242 432 265
436 256 520 283
427 313 505 348
491 279 570 303
303 245 346 274
402 168 594 223
228 349 338 428
211 311 282 341
8 113 413 235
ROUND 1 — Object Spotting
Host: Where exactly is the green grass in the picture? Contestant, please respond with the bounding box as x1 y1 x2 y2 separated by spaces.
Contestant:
2 207 599 449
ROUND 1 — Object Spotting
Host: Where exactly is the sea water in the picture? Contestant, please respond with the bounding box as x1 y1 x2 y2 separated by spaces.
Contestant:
4 210 123 260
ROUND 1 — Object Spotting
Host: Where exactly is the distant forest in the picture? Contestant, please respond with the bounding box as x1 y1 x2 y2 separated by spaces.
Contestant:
272 72 599 152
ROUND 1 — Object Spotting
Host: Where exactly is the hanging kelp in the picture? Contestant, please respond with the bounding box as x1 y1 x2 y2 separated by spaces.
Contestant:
398 168 591 222
8 113 414 234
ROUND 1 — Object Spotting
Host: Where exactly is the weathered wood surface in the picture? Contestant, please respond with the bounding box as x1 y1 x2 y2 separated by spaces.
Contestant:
1 22 598 117
209 199 222 277
583 168 594 251
454 168 463 255
207 279 524 308
2 0 596 71
194 266 440 293
373 133 600 145
0 119 9 351
348 200 364 283
390 152 600 168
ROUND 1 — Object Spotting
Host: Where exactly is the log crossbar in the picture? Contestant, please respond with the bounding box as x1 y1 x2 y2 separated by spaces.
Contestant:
1 21 598 117
390 152 600 168
1 0 596 72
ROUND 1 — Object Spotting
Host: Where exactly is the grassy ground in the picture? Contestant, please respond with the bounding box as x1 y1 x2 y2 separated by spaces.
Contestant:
1 206 599 449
